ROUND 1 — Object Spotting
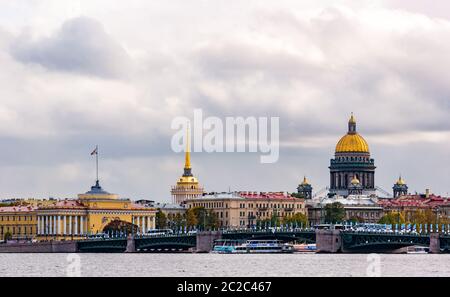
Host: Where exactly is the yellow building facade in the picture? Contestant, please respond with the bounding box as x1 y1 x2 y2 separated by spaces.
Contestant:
186 192 306 228
36 181 156 241
0 205 37 241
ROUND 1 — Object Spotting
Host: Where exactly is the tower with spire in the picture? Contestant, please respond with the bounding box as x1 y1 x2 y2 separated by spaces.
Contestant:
171 124 204 205
297 176 313 199
393 175 408 198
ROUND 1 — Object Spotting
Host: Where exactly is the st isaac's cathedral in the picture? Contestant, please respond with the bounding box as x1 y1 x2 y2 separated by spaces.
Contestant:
304 114 385 224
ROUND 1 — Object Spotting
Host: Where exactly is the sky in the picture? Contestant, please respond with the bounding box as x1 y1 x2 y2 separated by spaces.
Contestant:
0 0 449 201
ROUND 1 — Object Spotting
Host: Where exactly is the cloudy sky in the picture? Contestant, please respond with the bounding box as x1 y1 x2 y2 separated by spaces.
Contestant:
0 0 449 201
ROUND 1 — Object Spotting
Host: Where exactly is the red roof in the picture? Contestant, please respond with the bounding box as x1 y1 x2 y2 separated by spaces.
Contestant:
0 205 37 212
379 194 450 208
40 199 85 209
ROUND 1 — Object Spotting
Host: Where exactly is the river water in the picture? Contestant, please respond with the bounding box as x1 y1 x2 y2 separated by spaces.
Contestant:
1 253 450 277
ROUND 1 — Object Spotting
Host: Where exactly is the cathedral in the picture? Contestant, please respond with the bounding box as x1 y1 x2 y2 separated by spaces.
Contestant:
329 113 376 197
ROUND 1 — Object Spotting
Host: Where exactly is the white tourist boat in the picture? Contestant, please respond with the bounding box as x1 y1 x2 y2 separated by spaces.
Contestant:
233 240 295 254
406 246 429 254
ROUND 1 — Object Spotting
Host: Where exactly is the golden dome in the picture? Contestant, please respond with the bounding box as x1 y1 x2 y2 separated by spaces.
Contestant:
178 176 199 184
396 176 406 185
300 176 310 186
335 133 369 153
335 114 370 153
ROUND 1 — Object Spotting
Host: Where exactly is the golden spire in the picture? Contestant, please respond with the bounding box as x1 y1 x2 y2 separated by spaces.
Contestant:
301 176 310 185
184 122 191 169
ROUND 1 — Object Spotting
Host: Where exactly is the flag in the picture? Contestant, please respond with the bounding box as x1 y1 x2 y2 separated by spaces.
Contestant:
91 146 98 155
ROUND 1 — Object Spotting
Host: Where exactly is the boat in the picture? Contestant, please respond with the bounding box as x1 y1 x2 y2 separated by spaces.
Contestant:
406 246 429 254
212 239 244 253
234 240 295 254
293 243 317 253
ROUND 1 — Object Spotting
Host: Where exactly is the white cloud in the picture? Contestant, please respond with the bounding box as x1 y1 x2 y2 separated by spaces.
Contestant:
0 1 449 199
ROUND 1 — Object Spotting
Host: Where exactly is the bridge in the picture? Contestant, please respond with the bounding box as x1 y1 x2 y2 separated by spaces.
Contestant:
75 228 450 253
76 229 316 253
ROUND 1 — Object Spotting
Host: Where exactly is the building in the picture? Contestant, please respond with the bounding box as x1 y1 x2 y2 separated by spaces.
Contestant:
378 191 450 222
171 132 204 204
35 180 156 241
329 113 376 196
0 205 37 241
307 114 385 224
185 191 306 228
393 176 408 198
297 177 313 199
307 195 383 225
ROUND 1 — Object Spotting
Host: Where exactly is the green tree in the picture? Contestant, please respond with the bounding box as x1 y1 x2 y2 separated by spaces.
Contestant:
3 231 12 242
282 213 308 227
155 210 167 229
349 216 365 223
324 202 345 223
186 208 198 228
378 211 405 225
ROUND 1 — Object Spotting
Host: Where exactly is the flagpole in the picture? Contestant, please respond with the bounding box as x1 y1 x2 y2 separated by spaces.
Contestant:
96 145 99 182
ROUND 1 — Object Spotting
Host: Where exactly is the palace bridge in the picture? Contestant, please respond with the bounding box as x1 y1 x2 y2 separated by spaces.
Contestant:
75 228 450 253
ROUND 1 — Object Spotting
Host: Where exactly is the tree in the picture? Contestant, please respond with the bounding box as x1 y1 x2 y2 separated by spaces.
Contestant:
3 231 12 242
282 213 308 227
186 208 198 228
103 220 138 235
348 216 365 224
324 202 345 223
378 211 405 225
155 210 167 229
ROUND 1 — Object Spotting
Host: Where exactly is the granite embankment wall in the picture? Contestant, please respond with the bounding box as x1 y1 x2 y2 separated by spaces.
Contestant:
0 241 77 253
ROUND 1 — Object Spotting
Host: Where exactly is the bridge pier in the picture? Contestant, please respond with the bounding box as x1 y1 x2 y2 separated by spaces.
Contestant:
196 231 222 253
125 235 136 253
429 233 440 254
316 229 342 253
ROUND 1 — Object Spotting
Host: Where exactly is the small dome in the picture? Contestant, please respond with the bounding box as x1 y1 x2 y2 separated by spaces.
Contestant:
396 176 406 185
300 176 310 186
351 177 360 185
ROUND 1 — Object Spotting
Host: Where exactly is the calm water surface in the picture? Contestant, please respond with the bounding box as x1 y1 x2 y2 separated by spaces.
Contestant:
0 253 449 277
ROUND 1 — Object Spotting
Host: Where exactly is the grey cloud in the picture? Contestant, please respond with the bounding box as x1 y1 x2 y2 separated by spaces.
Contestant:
10 17 132 79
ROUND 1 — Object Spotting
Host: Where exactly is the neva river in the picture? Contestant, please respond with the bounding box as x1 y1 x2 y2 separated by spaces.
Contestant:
1 253 450 277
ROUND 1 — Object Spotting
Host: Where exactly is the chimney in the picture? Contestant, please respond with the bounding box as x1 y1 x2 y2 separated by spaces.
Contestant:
425 189 430 198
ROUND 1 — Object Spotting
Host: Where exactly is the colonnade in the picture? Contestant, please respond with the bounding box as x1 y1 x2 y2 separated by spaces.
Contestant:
132 216 155 234
37 215 86 236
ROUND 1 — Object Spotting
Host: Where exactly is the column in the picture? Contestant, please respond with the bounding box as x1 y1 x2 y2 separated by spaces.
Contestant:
53 216 57 235
57 216 61 235
147 216 151 232
138 217 141 233
74 216 78 235
49 216 53 235
80 216 84 235
37 216 41 235
69 216 73 235
63 216 67 235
